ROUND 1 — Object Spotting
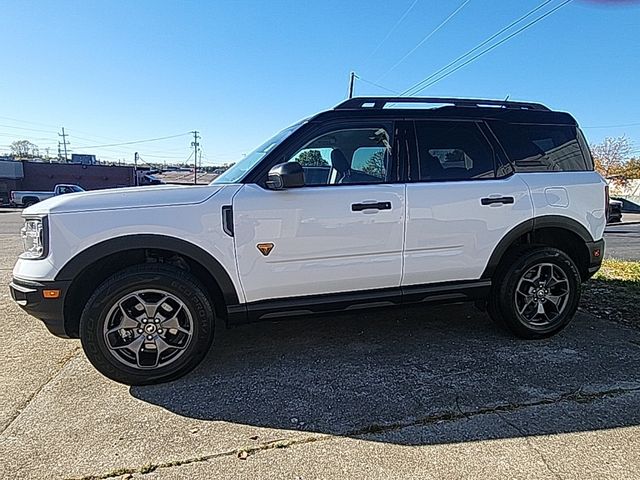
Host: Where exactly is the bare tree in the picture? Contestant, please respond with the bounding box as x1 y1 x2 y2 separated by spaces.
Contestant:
10 140 39 158
590 136 632 177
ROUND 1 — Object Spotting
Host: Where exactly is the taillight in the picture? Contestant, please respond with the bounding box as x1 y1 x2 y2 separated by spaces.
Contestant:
605 185 610 220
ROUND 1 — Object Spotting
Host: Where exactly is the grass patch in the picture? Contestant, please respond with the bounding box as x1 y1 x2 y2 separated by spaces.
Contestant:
581 259 640 328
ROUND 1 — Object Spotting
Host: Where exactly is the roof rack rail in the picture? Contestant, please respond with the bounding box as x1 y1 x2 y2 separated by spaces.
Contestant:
334 96 550 111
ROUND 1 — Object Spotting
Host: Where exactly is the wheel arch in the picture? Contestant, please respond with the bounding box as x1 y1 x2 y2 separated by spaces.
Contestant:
57 234 240 337
482 215 595 281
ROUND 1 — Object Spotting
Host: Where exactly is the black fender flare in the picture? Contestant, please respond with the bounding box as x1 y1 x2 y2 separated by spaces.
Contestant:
481 215 594 279
55 234 239 305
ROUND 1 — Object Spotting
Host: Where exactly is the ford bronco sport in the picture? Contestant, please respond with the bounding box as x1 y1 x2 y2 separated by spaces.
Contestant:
10 97 607 384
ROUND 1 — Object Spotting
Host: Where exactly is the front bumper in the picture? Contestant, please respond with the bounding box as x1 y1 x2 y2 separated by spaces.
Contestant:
586 238 605 278
9 277 71 338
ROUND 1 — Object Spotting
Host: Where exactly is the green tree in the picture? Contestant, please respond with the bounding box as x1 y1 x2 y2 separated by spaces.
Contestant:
295 150 328 167
361 150 386 179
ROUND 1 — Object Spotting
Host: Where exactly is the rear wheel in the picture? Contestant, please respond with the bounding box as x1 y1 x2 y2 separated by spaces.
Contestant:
489 247 581 339
80 264 214 385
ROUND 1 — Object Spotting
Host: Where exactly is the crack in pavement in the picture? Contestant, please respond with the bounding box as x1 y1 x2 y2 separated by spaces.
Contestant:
496 412 563 480
66 384 640 480
0 346 82 436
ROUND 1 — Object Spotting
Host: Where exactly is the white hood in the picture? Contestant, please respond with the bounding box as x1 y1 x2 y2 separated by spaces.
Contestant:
24 184 223 215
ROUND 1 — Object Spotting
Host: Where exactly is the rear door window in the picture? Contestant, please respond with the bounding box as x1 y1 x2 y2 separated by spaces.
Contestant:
490 122 590 172
414 121 496 181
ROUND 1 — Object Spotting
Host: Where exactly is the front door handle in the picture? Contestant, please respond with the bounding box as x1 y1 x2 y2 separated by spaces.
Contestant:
351 201 392 212
481 196 514 206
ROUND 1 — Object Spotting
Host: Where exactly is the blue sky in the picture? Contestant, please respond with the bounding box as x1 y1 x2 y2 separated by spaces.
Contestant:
1 0 639 165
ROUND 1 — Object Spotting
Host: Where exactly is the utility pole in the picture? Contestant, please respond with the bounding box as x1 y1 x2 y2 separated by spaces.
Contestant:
191 131 200 185
59 127 69 162
134 152 139 186
57 142 62 162
348 71 357 99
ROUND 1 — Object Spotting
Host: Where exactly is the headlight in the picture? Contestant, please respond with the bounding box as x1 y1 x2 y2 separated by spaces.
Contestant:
20 218 47 259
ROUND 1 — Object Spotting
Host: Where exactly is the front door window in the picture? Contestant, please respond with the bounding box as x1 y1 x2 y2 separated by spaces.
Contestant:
287 128 392 186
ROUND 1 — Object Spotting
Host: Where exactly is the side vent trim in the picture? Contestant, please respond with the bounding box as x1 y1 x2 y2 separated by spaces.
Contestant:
222 205 234 237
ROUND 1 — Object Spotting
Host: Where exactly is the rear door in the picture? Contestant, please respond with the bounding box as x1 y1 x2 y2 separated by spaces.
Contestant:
402 119 533 287
233 120 407 303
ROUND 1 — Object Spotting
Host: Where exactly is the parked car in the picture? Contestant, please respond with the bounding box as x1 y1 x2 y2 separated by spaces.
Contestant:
608 199 623 223
9 184 85 207
10 96 607 385
140 174 165 185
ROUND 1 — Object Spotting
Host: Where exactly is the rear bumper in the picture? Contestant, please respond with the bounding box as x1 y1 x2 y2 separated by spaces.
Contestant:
585 238 605 278
9 277 71 338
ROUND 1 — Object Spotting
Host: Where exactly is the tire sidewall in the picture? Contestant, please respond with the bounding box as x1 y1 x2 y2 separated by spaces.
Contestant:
80 266 214 385
498 248 581 338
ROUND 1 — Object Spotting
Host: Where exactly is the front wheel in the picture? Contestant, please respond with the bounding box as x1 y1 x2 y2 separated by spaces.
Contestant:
490 247 581 339
80 264 215 385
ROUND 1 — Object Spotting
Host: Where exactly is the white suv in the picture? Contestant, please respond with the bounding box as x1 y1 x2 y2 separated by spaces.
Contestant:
10 97 607 384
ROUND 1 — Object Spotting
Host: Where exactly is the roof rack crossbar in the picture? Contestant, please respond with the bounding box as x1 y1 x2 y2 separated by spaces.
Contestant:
334 97 549 111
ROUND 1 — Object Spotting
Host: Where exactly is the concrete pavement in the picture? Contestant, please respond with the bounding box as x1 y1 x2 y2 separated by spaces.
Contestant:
1 209 640 479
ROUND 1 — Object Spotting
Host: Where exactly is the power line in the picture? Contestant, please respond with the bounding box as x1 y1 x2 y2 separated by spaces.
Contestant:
365 0 420 61
401 0 554 96
377 0 472 80
74 132 192 149
356 76 401 94
0 115 60 129
0 124 57 134
583 122 640 129
405 0 573 95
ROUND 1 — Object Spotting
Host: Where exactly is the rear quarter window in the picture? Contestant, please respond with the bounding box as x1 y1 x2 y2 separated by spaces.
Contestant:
489 122 591 172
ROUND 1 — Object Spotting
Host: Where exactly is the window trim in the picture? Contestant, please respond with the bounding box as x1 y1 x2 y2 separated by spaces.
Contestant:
480 121 514 179
409 119 500 184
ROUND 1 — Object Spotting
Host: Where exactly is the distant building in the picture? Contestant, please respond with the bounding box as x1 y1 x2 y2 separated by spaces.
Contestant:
71 153 97 165
0 159 135 204
0 159 24 204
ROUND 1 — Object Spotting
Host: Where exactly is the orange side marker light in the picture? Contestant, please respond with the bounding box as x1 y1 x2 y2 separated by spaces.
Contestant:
43 289 60 299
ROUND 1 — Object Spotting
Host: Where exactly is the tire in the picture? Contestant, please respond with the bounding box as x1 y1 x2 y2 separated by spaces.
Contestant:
490 247 581 339
80 264 215 385
23 198 38 208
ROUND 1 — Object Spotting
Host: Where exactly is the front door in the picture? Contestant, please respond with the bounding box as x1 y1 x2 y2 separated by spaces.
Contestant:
233 123 406 303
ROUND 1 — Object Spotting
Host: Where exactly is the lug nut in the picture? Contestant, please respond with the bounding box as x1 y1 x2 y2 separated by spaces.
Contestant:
137 329 142 334
142 319 147 323
158 329 163 334
147 335 153 340
154 319 160 324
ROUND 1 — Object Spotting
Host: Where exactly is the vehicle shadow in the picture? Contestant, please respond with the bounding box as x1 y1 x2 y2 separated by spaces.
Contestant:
130 303 640 446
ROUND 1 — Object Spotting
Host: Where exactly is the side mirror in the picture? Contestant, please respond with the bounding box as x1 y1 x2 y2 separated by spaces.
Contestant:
266 162 305 190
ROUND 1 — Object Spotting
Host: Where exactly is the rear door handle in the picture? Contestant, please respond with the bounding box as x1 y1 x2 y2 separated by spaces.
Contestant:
351 201 392 212
481 196 514 206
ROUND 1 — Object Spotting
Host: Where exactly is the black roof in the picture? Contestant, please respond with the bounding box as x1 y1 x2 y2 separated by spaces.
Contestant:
310 96 578 126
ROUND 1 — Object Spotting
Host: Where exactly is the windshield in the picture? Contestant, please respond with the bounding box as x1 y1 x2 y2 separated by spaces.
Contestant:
212 121 306 184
